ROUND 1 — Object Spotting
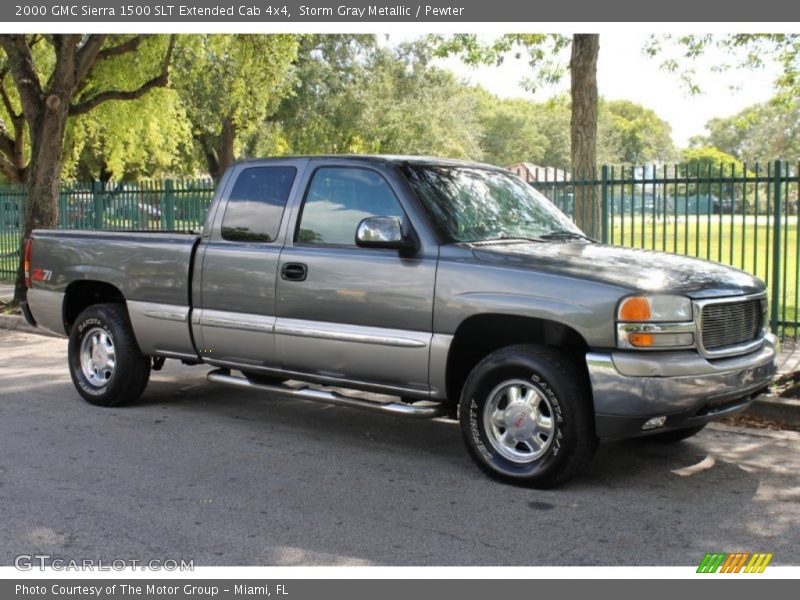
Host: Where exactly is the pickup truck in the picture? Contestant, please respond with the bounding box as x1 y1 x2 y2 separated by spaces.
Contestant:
22 156 778 487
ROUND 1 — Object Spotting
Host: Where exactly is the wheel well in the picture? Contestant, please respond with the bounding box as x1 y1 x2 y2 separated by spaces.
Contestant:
445 314 589 402
63 280 126 334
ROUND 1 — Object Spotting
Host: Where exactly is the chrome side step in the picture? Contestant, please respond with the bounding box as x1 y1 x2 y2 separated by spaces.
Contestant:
207 369 449 419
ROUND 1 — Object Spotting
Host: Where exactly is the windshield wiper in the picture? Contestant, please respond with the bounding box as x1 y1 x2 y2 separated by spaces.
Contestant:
539 230 595 242
471 235 544 245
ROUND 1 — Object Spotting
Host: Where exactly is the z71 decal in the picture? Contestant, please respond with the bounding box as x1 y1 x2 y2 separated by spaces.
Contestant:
32 268 52 282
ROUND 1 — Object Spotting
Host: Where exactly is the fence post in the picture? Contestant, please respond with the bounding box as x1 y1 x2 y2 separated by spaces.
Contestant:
92 181 104 229
601 165 609 244
771 160 782 334
164 179 175 230
59 191 67 229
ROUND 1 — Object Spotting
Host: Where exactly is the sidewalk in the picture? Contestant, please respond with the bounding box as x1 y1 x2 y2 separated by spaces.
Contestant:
0 282 12 303
777 340 800 375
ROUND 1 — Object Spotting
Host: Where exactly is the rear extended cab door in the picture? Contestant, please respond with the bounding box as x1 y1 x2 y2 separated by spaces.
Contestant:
192 159 308 368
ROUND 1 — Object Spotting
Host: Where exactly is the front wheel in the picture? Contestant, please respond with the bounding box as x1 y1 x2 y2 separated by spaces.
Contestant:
459 344 597 488
68 303 151 407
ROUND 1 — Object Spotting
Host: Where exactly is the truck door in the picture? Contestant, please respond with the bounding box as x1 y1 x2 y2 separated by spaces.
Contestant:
195 160 303 368
274 163 437 395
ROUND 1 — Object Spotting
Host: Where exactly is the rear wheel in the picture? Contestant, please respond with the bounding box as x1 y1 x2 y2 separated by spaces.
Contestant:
459 344 597 488
647 424 706 443
68 303 150 407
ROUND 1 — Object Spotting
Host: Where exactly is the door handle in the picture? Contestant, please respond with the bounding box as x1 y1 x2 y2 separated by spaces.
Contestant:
281 262 308 282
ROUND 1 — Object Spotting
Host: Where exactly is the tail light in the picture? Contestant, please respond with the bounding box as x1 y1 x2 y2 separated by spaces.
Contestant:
23 238 33 288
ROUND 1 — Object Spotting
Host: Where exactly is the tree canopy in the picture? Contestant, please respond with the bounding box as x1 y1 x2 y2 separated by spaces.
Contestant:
692 98 800 163
0 34 176 300
261 37 482 160
171 34 299 180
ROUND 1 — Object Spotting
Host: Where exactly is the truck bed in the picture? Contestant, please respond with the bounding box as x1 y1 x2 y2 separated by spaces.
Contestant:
30 229 200 306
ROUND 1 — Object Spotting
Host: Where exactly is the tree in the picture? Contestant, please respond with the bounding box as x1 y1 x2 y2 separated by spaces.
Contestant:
694 99 800 163
599 99 674 165
645 34 800 99
474 92 673 169
172 35 298 181
64 88 194 182
680 146 742 171
570 34 600 234
265 37 482 160
472 90 548 166
263 34 378 155
358 44 482 158
0 34 175 301
528 97 572 170
431 33 603 236
679 146 744 197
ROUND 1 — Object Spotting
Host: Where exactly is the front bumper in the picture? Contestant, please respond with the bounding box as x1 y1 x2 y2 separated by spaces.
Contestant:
587 333 778 439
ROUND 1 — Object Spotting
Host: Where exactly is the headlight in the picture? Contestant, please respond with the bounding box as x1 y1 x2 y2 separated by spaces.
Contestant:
617 295 695 349
618 295 693 322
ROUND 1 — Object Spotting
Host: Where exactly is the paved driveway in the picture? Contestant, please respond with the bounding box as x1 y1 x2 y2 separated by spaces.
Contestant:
1 329 798 566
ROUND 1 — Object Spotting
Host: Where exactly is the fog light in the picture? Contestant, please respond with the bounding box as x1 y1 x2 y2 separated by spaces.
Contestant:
642 416 667 431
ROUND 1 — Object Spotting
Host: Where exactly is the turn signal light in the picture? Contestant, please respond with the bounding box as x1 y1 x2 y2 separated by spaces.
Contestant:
628 332 654 347
23 238 33 288
619 296 652 321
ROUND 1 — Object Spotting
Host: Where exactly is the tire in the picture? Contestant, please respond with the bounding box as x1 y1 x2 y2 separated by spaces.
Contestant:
68 303 151 407
459 344 597 488
647 424 706 443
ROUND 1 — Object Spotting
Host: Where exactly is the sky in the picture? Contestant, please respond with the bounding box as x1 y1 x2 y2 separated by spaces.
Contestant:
389 33 782 147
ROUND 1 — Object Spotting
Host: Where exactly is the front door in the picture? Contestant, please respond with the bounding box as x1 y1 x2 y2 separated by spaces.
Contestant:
275 165 436 394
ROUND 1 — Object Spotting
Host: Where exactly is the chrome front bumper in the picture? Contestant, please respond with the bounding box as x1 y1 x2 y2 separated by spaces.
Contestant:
587 333 778 438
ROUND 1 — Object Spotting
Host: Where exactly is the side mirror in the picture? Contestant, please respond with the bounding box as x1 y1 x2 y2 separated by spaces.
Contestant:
355 216 417 251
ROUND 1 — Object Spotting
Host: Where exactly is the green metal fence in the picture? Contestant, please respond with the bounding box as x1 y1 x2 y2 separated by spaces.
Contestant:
0 178 214 281
531 160 800 340
2 164 799 340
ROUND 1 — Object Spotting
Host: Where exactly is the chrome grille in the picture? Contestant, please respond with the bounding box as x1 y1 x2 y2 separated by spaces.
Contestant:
701 298 764 352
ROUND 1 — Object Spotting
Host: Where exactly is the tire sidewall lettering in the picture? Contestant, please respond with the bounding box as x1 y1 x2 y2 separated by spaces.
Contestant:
469 398 493 462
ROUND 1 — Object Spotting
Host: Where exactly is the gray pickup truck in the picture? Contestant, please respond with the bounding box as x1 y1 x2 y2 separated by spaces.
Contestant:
23 156 778 487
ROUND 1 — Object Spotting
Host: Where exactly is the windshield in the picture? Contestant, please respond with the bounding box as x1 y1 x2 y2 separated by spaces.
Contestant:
403 165 583 243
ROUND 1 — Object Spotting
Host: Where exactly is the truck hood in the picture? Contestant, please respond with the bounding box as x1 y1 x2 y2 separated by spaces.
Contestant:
468 241 765 299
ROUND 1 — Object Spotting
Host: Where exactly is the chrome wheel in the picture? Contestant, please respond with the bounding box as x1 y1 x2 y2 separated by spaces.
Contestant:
483 378 555 463
80 327 116 388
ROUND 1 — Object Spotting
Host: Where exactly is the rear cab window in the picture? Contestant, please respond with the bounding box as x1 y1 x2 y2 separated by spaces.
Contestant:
221 166 297 242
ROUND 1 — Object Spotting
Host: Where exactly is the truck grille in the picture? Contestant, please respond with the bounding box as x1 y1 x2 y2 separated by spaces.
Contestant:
701 298 764 352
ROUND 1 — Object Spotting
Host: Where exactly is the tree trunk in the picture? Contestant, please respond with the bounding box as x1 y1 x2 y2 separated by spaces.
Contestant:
216 118 237 181
14 94 69 303
199 118 237 182
570 34 600 238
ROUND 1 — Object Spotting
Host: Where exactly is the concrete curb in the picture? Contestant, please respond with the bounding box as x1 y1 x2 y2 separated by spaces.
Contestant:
0 314 62 338
744 394 800 427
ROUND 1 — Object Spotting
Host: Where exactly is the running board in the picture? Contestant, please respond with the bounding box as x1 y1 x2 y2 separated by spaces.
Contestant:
207 369 449 419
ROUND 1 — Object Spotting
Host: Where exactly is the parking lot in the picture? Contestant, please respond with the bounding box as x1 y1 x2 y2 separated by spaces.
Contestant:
1 329 799 566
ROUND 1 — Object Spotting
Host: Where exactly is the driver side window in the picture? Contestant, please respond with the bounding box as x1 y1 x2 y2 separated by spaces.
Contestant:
296 167 405 246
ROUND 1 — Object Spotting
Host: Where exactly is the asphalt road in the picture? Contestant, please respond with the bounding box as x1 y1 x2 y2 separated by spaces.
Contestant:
1 329 799 566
